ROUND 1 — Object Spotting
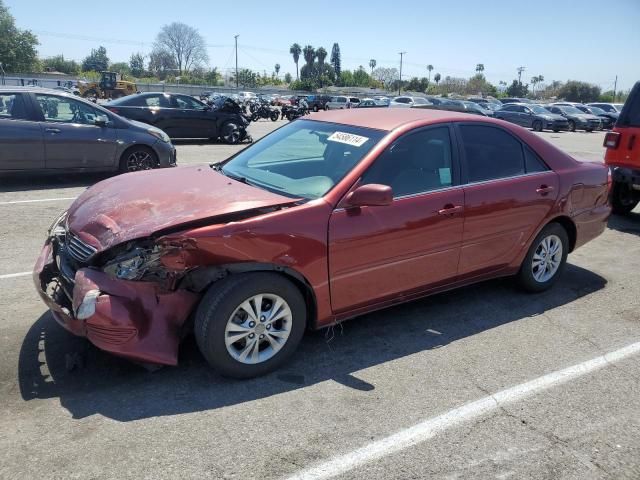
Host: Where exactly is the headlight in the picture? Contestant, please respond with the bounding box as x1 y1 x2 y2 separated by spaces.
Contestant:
147 128 170 143
48 210 68 237
103 245 163 280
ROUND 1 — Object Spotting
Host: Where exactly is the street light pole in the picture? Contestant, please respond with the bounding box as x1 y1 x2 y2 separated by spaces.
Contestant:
398 51 406 95
234 34 239 89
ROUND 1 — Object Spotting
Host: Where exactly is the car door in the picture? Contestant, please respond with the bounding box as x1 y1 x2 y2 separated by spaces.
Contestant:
170 94 214 138
456 123 559 279
0 92 45 171
34 93 118 169
328 125 464 313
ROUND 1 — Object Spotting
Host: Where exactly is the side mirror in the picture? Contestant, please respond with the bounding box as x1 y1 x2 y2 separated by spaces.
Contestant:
94 115 109 127
345 184 393 208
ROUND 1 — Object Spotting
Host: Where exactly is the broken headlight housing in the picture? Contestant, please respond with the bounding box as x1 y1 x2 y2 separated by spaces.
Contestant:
103 245 164 281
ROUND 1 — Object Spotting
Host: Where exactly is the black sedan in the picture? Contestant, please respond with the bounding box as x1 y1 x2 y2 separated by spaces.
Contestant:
104 92 251 144
574 104 618 130
544 105 602 132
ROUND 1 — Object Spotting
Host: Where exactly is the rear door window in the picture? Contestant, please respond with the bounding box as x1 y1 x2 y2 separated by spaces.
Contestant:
0 93 30 120
619 84 640 127
35 94 101 125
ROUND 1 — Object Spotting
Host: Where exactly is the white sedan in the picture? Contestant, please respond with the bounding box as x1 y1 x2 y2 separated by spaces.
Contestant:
389 96 432 108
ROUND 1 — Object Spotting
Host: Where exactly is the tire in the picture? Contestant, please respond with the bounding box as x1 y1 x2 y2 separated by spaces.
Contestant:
532 120 543 132
82 89 98 99
194 273 307 378
568 120 576 132
586 128 593 133
118 146 158 173
517 223 569 293
221 122 241 144
324 105 330 111
270 111 279 121
313 105 318 112
611 182 640 215
251 113 259 122
553 129 560 133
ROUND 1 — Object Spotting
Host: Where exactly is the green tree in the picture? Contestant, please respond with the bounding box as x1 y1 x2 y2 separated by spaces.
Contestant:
154 22 208 74
303 45 316 68
506 79 529 97
330 43 341 78
274 63 280 78
369 58 376 75
434 72 441 85
129 52 145 77
110 62 131 77
557 80 601 103
317 47 327 65
475 63 485 74
289 43 301 79
42 55 80 74
427 64 433 83
82 46 109 72
232 68 258 88
284 72 292 83
0 0 39 73
530 75 544 97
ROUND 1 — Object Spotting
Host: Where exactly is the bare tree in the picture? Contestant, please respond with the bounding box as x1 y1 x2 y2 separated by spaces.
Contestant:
153 22 208 74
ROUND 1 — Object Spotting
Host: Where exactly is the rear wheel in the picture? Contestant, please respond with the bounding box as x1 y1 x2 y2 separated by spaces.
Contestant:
568 120 576 132
270 111 279 121
532 120 543 132
194 273 307 378
119 146 157 173
517 223 569 292
313 105 319 112
611 182 640 215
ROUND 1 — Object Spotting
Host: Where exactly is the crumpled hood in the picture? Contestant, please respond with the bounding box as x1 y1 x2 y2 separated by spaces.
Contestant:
67 166 298 251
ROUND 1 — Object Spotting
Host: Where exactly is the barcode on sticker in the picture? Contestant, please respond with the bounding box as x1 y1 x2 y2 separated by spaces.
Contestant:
327 132 369 147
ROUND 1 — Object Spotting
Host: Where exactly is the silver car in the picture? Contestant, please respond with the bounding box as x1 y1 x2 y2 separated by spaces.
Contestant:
0 87 176 173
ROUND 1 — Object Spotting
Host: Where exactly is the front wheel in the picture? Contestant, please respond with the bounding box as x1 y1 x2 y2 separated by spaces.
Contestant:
568 120 576 132
517 223 569 292
119 146 157 173
611 182 640 215
194 273 307 378
221 122 241 144
270 111 279 121
532 120 543 132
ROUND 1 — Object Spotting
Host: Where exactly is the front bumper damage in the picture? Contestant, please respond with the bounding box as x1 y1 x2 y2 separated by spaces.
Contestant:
34 241 200 366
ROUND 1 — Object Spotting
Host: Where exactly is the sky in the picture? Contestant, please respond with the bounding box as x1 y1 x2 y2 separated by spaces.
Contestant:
5 0 640 91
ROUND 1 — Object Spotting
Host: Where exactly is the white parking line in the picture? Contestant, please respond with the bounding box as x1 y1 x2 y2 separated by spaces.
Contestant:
0 197 77 206
0 271 31 280
284 340 640 480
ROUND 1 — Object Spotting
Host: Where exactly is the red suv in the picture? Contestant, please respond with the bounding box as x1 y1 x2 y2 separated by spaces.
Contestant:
604 81 640 214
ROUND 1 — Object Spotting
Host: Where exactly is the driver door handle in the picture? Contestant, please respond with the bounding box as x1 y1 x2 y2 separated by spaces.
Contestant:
45 127 61 134
536 185 554 195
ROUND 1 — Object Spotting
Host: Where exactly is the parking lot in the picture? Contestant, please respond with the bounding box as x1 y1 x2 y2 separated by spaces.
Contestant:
1 120 639 479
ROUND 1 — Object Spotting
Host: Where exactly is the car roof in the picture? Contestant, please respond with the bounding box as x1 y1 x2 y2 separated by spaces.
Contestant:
306 108 497 131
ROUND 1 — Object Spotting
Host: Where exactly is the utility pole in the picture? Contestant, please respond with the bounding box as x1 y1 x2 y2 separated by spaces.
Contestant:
234 34 239 89
517 66 526 84
398 51 407 95
613 75 618 102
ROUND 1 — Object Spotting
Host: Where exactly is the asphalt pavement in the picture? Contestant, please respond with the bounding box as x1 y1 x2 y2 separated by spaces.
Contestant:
1 120 639 480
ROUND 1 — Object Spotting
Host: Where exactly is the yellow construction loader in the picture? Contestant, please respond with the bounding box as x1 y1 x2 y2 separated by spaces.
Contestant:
77 71 137 100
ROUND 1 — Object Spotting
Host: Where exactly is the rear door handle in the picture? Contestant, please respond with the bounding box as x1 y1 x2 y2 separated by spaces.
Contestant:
536 185 554 195
438 204 464 216
45 128 61 134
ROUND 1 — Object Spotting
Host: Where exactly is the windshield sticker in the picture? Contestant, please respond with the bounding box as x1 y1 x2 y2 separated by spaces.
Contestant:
327 131 369 147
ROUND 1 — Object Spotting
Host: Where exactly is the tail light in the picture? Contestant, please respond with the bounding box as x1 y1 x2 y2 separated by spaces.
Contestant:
603 131 620 149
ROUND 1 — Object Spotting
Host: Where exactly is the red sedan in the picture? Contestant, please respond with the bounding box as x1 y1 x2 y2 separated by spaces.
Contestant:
34 109 611 378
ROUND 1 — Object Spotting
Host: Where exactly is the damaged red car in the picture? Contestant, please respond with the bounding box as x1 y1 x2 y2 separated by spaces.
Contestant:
34 109 611 378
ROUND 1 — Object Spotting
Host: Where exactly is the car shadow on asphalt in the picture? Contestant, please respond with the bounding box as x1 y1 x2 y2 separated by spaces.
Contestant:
608 211 640 236
18 263 606 422
0 172 110 193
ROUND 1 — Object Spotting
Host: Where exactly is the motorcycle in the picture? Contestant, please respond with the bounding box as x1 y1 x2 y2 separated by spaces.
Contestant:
281 103 309 121
251 102 280 122
212 97 253 144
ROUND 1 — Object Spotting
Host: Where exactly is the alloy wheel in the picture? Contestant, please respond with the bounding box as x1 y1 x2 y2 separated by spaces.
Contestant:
224 294 293 364
531 234 563 283
126 150 153 171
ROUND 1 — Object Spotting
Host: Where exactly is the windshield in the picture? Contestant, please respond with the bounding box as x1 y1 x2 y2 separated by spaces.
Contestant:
589 106 606 115
413 98 430 105
560 106 584 114
530 105 549 114
221 120 385 200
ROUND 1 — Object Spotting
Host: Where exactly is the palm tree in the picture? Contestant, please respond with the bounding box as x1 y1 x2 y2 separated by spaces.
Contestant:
369 59 377 75
317 47 327 65
531 75 544 96
475 63 485 74
434 72 441 85
289 43 301 80
427 64 433 83
303 45 316 67
274 63 280 78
